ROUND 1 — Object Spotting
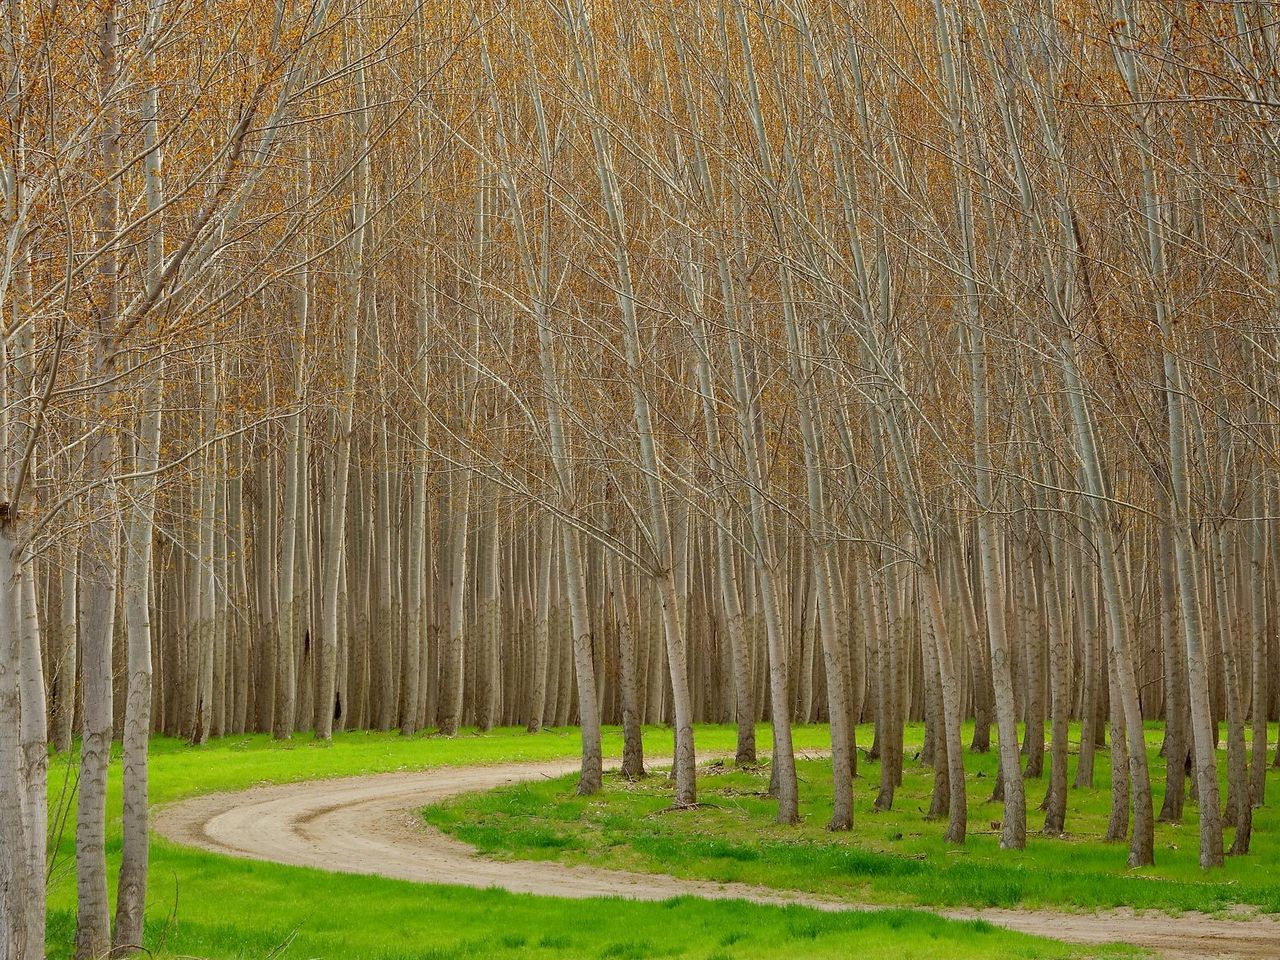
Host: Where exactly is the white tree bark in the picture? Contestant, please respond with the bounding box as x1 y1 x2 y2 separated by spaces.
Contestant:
113 363 163 954
76 7 122 952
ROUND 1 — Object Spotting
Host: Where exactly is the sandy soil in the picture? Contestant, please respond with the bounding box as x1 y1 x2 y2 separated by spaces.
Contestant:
153 756 1280 959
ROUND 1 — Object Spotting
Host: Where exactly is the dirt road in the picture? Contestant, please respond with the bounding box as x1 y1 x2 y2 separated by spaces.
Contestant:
153 757 1280 959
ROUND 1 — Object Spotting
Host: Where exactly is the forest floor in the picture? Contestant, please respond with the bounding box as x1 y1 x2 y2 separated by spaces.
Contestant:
427 722 1280 915
143 723 1279 959
49 724 1103 960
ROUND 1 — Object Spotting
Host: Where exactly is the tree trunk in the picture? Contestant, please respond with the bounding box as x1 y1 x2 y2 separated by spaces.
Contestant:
608 547 644 779
76 9 122 953
113 362 164 955
0 519 33 960
17 547 46 956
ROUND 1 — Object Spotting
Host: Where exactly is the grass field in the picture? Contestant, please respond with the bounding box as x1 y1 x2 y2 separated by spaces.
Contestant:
41 724 1143 959
425 721 1280 916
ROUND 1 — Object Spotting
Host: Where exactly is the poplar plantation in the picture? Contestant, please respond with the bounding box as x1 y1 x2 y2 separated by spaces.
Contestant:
2 3 1278 959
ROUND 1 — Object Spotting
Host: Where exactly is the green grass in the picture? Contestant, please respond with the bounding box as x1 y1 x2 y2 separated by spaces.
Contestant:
42 724 1127 959
425 721 1280 916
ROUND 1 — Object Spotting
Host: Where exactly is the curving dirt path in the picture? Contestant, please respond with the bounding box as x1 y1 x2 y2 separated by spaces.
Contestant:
154 756 1280 959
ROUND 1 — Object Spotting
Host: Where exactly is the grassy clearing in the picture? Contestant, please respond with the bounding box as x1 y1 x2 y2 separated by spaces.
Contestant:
42 724 1126 960
425 721 1280 916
